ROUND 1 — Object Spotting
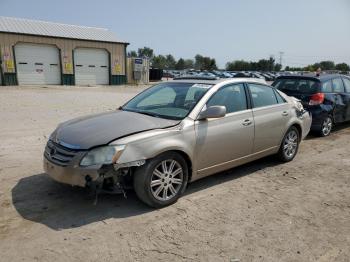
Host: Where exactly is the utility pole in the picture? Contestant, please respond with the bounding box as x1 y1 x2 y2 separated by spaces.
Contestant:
269 54 275 71
279 51 284 67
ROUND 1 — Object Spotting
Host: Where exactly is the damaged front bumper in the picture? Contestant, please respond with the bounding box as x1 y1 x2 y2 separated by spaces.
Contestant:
44 156 146 188
44 157 100 187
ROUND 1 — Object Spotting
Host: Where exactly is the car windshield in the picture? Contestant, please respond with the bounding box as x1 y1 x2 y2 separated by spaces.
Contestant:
273 78 320 94
121 82 213 120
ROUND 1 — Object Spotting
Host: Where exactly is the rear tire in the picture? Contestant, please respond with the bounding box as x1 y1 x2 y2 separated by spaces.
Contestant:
277 126 300 162
133 152 188 208
316 116 333 137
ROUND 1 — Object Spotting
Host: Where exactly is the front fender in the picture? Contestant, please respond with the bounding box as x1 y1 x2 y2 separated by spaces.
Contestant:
113 125 196 167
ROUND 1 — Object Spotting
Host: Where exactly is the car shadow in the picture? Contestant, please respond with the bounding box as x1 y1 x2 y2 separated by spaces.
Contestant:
12 155 280 230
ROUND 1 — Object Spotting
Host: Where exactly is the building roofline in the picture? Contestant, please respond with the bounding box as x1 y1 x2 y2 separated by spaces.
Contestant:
0 16 128 44
0 16 109 31
0 30 130 45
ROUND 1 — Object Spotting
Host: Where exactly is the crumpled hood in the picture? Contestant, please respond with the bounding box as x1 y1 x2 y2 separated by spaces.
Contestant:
51 110 180 150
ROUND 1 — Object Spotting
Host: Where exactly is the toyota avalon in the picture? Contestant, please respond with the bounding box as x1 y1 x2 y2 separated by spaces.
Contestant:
44 77 312 207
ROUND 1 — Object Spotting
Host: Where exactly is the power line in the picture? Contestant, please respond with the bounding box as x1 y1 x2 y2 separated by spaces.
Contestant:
284 54 350 59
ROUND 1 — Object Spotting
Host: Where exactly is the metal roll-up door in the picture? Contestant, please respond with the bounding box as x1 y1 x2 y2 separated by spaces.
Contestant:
74 48 109 85
15 44 61 85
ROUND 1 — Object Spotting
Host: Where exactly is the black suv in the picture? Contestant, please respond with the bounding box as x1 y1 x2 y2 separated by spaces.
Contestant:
272 74 350 136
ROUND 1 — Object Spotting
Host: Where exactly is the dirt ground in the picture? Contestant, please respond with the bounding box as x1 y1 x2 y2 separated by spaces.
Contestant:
0 85 349 262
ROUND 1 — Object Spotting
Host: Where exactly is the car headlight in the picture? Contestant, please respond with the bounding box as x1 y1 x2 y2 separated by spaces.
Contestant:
80 145 125 167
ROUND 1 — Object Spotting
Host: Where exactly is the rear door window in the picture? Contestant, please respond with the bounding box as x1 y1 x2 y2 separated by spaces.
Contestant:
273 79 319 94
322 80 333 93
332 78 345 93
342 77 350 93
248 84 278 108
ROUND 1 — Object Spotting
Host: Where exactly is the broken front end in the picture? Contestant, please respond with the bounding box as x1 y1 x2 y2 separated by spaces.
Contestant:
43 140 145 198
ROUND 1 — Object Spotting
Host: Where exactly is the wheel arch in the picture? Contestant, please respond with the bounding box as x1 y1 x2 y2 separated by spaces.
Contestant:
168 150 193 182
144 149 193 183
290 123 302 142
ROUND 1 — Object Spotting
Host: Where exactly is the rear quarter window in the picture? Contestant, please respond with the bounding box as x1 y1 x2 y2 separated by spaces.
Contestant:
342 77 350 93
322 80 333 93
332 78 345 93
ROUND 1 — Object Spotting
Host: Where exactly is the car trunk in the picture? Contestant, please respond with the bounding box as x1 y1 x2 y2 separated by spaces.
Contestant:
273 77 321 107
278 89 315 106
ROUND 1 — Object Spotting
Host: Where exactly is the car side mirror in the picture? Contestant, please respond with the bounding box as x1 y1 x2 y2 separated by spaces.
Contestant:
198 106 226 120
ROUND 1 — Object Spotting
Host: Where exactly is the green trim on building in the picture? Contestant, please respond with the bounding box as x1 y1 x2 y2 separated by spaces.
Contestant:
3 73 17 85
62 74 75 85
0 66 3 86
111 75 126 85
124 45 128 82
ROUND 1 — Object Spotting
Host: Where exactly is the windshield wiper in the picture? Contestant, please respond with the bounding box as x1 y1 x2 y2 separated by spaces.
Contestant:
121 108 180 120
136 111 161 118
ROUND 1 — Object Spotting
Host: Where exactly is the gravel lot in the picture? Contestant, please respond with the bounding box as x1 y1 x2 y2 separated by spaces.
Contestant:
0 85 349 262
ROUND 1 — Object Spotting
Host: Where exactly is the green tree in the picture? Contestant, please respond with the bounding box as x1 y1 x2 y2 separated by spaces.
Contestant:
335 63 350 71
274 63 282 71
165 54 176 69
268 56 275 71
175 58 186 70
304 65 315 72
195 54 217 70
256 59 270 71
208 58 217 70
127 50 137 57
194 54 204 70
226 60 251 71
138 47 154 58
318 61 335 70
152 55 167 69
184 59 194 69
226 58 282 71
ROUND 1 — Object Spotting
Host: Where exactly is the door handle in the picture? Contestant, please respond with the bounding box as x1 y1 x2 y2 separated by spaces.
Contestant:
282 111 289 116
242 119 252 126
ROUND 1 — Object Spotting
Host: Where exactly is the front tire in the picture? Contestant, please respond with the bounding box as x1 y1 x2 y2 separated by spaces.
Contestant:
277 126 300 162
133 152 188 208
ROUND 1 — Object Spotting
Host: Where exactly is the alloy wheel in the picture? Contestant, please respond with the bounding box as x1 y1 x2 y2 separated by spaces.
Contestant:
321 117 332 136
150 159 184 201
283 130 298 158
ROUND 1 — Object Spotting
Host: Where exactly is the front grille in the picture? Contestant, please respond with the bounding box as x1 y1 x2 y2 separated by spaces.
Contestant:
44 140 80 166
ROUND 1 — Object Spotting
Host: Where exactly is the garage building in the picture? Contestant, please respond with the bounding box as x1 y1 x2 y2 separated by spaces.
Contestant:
0 16 129 86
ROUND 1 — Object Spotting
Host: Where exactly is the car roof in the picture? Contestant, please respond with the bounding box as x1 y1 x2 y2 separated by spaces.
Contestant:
170 77 267 85
275 74 343 82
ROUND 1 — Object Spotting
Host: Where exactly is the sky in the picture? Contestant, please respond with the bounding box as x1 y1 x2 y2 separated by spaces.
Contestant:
1 0 349 68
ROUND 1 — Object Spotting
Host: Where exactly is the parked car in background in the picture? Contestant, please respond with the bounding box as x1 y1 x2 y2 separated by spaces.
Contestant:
44 77 311 207
260 72 274 81
234 72 250 78
250 72 265 79
272 74 350 136
199 72 217 78
222 72 234 78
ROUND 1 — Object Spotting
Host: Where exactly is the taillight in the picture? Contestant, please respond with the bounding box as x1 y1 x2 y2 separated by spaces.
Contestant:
309 93 325 105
